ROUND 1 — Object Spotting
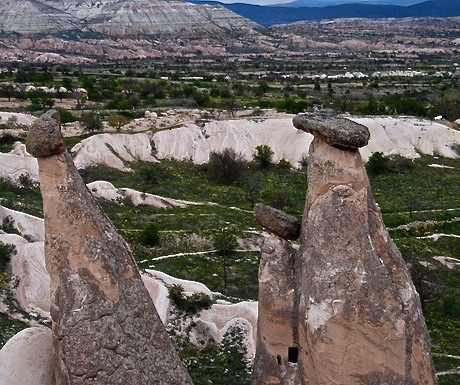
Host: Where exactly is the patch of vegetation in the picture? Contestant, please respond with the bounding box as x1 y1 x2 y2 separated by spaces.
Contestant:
168 284 214 314
206 148 245 182
140 222 160 247
0 242 25 348
253 144 274 170
0 132 22 153
0 313 28 349
0 242 15 272
0 178 43 217
175 325 252 385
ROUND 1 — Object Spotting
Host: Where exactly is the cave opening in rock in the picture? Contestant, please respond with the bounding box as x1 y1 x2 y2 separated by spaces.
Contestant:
288 347 299 364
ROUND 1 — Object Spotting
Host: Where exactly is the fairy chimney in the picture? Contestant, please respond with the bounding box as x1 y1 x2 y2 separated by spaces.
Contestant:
26 110 193 385
252 113 437 385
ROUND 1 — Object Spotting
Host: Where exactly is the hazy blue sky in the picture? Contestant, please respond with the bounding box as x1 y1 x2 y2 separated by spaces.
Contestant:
214 0 423 5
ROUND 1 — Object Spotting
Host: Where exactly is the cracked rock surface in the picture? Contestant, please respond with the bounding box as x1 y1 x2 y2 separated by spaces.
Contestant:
252 113 437 385
27 111 193 385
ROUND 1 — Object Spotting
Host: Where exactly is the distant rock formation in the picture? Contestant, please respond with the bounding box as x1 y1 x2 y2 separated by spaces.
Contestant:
25 110 193 384
252 113 437 385
0 0 257 36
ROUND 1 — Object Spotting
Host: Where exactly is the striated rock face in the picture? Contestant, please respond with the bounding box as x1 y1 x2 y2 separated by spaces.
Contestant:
253 113 437 385
0 0 257 36
0 0 82 34
26 110 193 385
87 0 257 36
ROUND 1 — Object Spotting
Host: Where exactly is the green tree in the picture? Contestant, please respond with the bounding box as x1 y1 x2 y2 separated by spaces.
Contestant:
213 227 238 292
0 83 15 101
140 223 160 247
254 144 274 170
107 114 130 131
314 78 321 91
80 110 103 132
56 108 77 124
366 152 389 175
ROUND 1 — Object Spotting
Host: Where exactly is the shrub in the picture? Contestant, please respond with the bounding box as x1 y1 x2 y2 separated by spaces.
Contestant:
1 216 16 234
278 158 291 169
140 223 160 246
80 110 103 132
0 133 19 152
56 108 77 124
0 242 15 273
366 152 390 175
107 114 130 131
207 148 245 182
168 284 213 314
254 144 274 170
269 190 294 211
298 153 309 170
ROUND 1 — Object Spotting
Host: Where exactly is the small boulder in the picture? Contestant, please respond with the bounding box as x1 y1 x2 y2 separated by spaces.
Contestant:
0 327 54 385
254 203 301 240
25 110 65 157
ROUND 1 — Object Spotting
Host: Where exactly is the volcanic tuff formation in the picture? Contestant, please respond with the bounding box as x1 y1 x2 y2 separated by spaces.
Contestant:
25 110 193 385
252 113 437 385
0 0 257 35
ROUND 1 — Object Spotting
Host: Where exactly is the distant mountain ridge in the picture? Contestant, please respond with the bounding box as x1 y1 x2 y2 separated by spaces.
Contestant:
207 0 460 26
274 0 425 7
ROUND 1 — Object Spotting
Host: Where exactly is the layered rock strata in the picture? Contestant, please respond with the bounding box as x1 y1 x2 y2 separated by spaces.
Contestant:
252 113 437 385
26 110 193 385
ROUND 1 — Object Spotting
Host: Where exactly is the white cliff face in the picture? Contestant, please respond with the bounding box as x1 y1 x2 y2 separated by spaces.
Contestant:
2 113 459 178
0 0 257 35
87 0 258 36
0 0 82 34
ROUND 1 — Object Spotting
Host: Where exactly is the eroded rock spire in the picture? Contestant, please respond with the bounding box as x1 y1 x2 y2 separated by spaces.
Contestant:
252 112 437 385
26 110 193 385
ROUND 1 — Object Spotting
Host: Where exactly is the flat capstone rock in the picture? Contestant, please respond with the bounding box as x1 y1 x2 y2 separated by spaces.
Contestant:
293 113 370 150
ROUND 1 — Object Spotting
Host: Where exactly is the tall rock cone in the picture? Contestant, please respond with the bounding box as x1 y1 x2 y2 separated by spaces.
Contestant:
252 113 437 385
26 110 193 385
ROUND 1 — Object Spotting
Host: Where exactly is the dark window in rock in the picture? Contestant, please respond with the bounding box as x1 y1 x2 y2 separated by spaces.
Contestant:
276 355 282 365
288 347 299 364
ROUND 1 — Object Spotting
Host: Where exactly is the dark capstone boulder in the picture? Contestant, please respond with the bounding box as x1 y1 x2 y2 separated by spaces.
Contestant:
293 112 370 150
26 110 66 157
254 203 301 240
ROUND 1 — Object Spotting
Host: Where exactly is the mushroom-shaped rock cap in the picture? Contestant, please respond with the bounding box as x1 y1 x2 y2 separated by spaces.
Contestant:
26 109 65 157
293 113 370 150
